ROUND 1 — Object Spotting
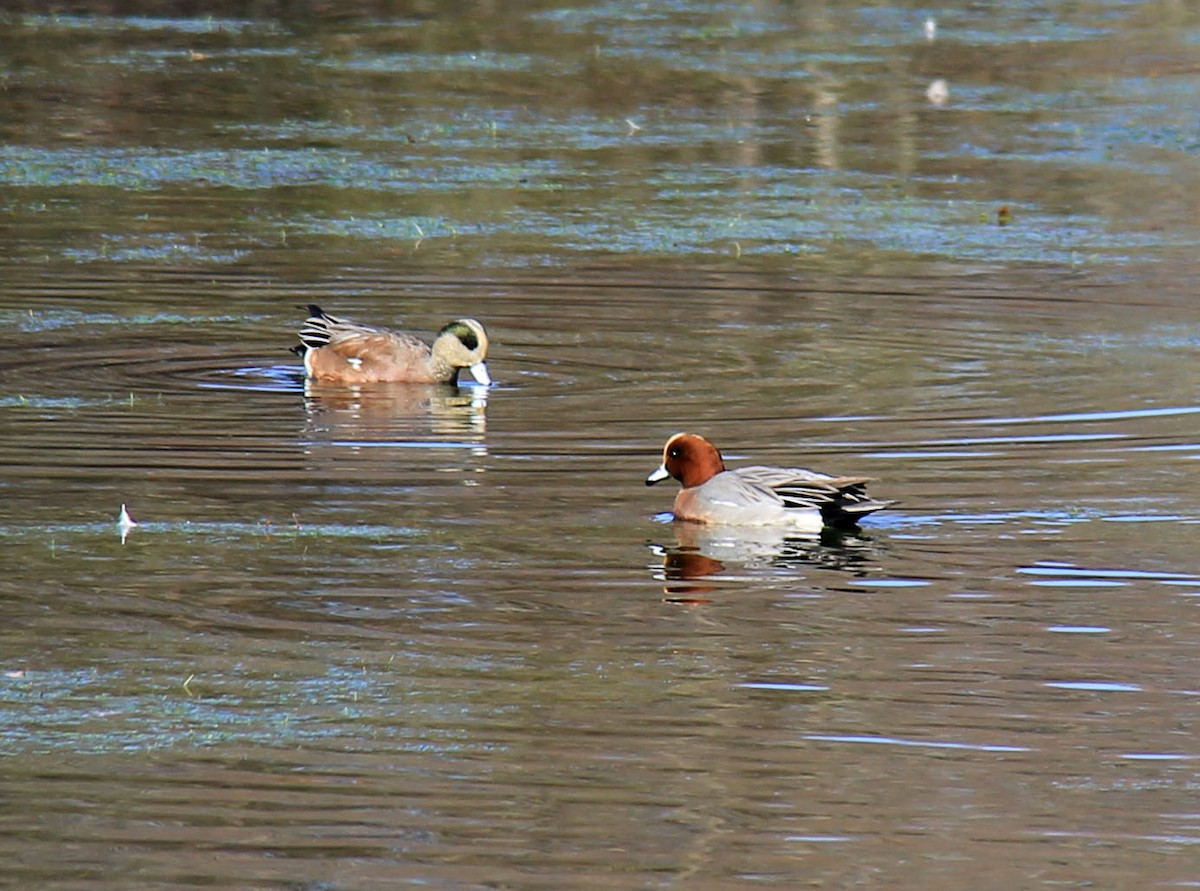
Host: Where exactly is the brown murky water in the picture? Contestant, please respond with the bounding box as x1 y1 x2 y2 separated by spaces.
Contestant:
3 3 1200 889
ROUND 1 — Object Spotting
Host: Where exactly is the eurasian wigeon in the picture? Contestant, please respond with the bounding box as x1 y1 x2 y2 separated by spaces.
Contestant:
292 304 491 385
646 432 889 530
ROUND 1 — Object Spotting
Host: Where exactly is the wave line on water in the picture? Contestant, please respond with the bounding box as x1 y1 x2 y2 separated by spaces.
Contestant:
1020 563 1200 582
316 440 488 450
805 734 1029 753
954 404 1200 425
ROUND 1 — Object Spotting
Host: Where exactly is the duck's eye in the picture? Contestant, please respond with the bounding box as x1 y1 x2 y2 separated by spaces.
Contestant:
668 447 681 459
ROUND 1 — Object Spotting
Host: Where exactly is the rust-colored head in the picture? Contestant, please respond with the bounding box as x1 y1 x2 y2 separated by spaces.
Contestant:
645 432 727 489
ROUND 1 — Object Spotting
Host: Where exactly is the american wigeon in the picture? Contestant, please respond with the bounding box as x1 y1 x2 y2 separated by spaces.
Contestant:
646 432 889 530
292 304 491 385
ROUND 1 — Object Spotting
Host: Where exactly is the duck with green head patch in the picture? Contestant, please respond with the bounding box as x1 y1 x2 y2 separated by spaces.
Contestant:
293 305 491 385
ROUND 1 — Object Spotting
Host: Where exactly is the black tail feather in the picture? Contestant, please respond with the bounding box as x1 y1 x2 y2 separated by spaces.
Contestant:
296 304 336 350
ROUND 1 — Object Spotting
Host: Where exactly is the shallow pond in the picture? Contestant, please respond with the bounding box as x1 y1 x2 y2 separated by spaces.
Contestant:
2 2 1200 888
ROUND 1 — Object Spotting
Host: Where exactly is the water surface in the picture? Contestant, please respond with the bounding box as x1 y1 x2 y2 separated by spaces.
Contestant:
3 2 1200 889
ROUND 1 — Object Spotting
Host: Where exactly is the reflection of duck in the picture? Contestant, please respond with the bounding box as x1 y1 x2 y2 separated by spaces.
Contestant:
291 305 491 386
302 381 488 446
646 433 889 531
651 522 883 596
653 540 726 594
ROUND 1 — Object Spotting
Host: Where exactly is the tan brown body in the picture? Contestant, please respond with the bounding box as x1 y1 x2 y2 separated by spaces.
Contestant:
294 305 490 386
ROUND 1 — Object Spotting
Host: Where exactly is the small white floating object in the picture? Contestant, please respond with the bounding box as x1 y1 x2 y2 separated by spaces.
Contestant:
625 118 642 135
924 17 937 42
926 78 949 106
118 503 138 545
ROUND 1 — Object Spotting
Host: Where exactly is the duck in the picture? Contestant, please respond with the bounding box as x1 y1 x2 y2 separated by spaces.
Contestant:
646 432 889 530
292 304 490 385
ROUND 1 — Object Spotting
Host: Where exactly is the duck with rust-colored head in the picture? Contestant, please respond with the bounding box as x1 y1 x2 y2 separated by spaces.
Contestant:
646 432 889 531
292 304 490 386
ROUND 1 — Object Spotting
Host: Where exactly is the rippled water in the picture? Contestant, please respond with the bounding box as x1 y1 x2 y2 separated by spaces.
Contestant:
3 2 1200 889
